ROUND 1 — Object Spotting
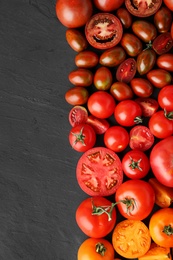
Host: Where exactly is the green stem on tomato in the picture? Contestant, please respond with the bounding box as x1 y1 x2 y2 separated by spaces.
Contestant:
95 242 106 256
163 225 173 236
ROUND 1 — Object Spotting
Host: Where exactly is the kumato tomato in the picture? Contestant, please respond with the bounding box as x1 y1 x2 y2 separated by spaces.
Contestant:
99 46 126 67
157 53 173 72
75 50 99 68
132 20 157 43
76 147 123 196
68 68 93 87
116 7 132 29
65 86 89 105
66 29 88 52
120 33 143 57
94 66 113 91
154 6 173 33
137 49 156 75
146 69 172 88
110 82 134 101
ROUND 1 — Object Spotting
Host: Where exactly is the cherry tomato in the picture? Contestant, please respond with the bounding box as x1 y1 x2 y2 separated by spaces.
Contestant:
114 100 142 127
137 49 156 75
150 136 173 187
99 46 126 67
86 115 110 135
163 0 173 11
69 106 88 127
93 0 125 11
110 82 134 101
87 91 116 119
129 125 154 151
55 0 93 28
104 126 129 153
116 58 136 83
116 7 132 29
149 208 173 247
68 68 93 87
146 69 172 88
66 29 88 52
158 85 173 111
77 237 115 260
132 20 157 43
121 33 143 57
139 242 172 260
171 22 173 39
75 51 99 68
94 67 112 91
65 86 89 105
69 124 96 152
122 150 150 179
130 78 153 98
157 53 173 72
154 6 172 33
135 97 159 117
85 13 123 50
152 32 173 55
76 147 123 196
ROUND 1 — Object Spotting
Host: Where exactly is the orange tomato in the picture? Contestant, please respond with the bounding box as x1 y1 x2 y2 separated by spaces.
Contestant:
138 242 172 260
112 219 151 259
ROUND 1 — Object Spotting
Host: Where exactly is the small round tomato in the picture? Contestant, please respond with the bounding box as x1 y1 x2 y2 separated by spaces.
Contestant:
110 82 134 101
77 237 115 260
75 50 99 68
149 208 173 247
104 126 129 153
158 85 173 111
114 100 142 127
121 33 143 57
137 49 156 75
76 147 123 196
65 86 89 105
146 69 172 88
85 13 123 50
86 115 110 135
122 150 150 179
152 32 173 55
116 58 136 83
116 7 132 29
135 97 159 117
129 125 154 151
157 53 173 72
94 67 112 91
99 46 126 67
132 20 157 43
68 68 93 87
87 91 116 119
163 0 173 11
130 78 153 98
93 0 125 11
154 6 172 33
69 124 96 152
69 106 88 127
66 29 88 52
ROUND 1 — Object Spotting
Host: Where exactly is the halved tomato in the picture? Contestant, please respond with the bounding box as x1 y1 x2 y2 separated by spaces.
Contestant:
69 106 88 127
116 58 136 83
135 97 159 117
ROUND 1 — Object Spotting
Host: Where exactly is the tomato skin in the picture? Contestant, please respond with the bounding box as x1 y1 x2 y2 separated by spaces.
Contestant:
171 22 173 39
87 115 110 135
163 0 173 11
94 67 113 91
116 7 132 29
116 58 136 83
76 196 117 238
137 49 156 75
154 6 172 33
110 82 134 101
66 29 88 52
135 97 159 117
130 78 153 98
69 106 88 127
158 85 173 111
146 69 172 88
75 51 99 68
65 86 89 105
68 68 93 87
149 208 173 247
150 136 173 187
157 53 173 72
99 46 126 67
132 20 157 43
121 33 143 57
93 0 124 11
152 32 173 55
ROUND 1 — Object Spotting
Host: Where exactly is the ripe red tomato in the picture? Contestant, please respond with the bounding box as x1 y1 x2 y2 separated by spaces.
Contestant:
55 0 93 28
76 147 123 196
132 20 157 43
150 136 173 187
116 58 136 83
137 49 156 75
158 85 173 112
154 6 172 33
76 196 117 238
157 53 173 72
130 78 153 98
68 106 88 127
115 180 155 220
146 69 172 88
93 0 125 11
116 7 132 29
110 82 134 101
65 86 89 105
99 46 126 67
94 67 113 91
85 13 123 50
66 29 88 52
121 33 142 57
152 32 173 55
122 150 150 179
163 0 173 11
135 97 159 117
86 115 110 135
68 68 93 87
75 50 99 68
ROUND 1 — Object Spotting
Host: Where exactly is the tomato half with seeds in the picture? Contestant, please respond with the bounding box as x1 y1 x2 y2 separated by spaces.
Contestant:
76 147 123 196
69 106 88 127
152 32 173 55
85 13 123 50
135 97 159 117
116 58 136 83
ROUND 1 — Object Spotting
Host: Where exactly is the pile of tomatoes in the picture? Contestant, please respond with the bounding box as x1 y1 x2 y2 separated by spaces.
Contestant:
56 0 173 259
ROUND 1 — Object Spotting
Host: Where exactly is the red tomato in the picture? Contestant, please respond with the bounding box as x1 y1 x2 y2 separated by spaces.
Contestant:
122 150 150 179
68 68 93 87
116 7 132 29
129 125 154 151
76 147 123 196
68 106 88 127
65 86 89 105
115 180 155 220
157 53 173 72
85 13 123 50
55 0 93 28
93 0 125 11
69 124 96 152
114 100 142 127
158 85 173 112
75 50 99 68
146 69 172 88
66 29 88 52
94 67 113 91
171 22 173 39
154 6 172 33
110 82 134 101
150 136 173 187
116 58 137 83
87 91 116 119
130 78 153 98
86 115 110 135
152 32 173 55
163 0 173 11
76 196 116 238
99 46 126 67
121 33 143 57
135 97 159 117
104 126 129 153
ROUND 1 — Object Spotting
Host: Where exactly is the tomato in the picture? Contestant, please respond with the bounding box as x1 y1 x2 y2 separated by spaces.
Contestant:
99 46 126 67
110 82 134 101
77 237 115 260
120 33 143 57
158 85 173 111
112 219 151 259
135 97 159 117
55 0 93 28
138 242 172 260
65 86 89 105
149 110 173 139
150 136 173 187
85 13 123 50
104 126 129 153
154 6 172 33
132 20 157 43
75 51 99 68
94 67 113 91
66 29 88 52
86 115 110 135
68 68 93 87
87 91 116 119
93 0 125 11
116 58 136 83
146 69 172 88
76 147 123 196
149 178 173 208
149 208 173 247
171 22 173 40
122 150 150 179
116 7 132 29
129 125 154 151
69 124 96 152
163 0 173 11
130 78 153 98
114 100 142 127
157 53 173 72
152 32 173 55
69 106 88 127
137 49 156 75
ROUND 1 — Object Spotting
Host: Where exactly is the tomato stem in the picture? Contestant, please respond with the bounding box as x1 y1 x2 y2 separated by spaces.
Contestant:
144 41 152 51
95 242 106 256
164 109 173 120
129 156 142 171
119 198 137 215
71 127 86 147
91 199 116 221
134 116 143 124
163 225 173 236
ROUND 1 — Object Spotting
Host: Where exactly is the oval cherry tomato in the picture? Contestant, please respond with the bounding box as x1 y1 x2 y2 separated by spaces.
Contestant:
85 13 123 50
121 33 143 57
69 106 88 127
135 97 159 117
154 6 172 33
152 32 173 55
76 147 123 196
94 67 113 91
158 85 173 111
137 49 156 75
146 69 172 88
86 115 110 135
116 58 136 83
99 46 126 67
110 82 134 101
163 0 173 11
75 50 99 68
130 78 153 98
65 86 89 105
157 53 173 72
116 7 132 29
66 29 88 52
132 20 157 43
93 0 125 11
68 68 93 87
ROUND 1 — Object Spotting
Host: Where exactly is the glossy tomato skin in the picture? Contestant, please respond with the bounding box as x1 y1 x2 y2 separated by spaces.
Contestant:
158 85 173 111
163 0 173 11
66 29 88 52
69 106 88 127
152 32 173 55
68 68 93 87
157 53 173 72
150 136 173 187
146 69 172 88
86 115 110 135
65 86 89 105
154 6 172 33
116 7 132 29
94 67 113 91
56 0 93 28
93 0 124 11
137 49 156 75
99 46 126 67
121 33 143 57
116 58 136 83
75 51 99 68
110 81 134 101
132 20 157 43
135 97 159 117
171 22 173 39
130 78 153 98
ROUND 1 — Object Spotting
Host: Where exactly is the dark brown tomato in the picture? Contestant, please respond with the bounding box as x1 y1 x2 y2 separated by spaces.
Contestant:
130 78 153 98
94 67 113 91
66 29 88 52
99 46 126 67
157 53 173 72
85 13 123 50
154 6 172 33
135 97 159 117
110 82 134 101
93 0 125 11
120 33 143 57
75 51 99 68
116 7 132 29
68 69 93 87
132 20 157 43
152 33 173 55
137 49 156 75
147 69 172 88
65 86 89 105
116 58 137 83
